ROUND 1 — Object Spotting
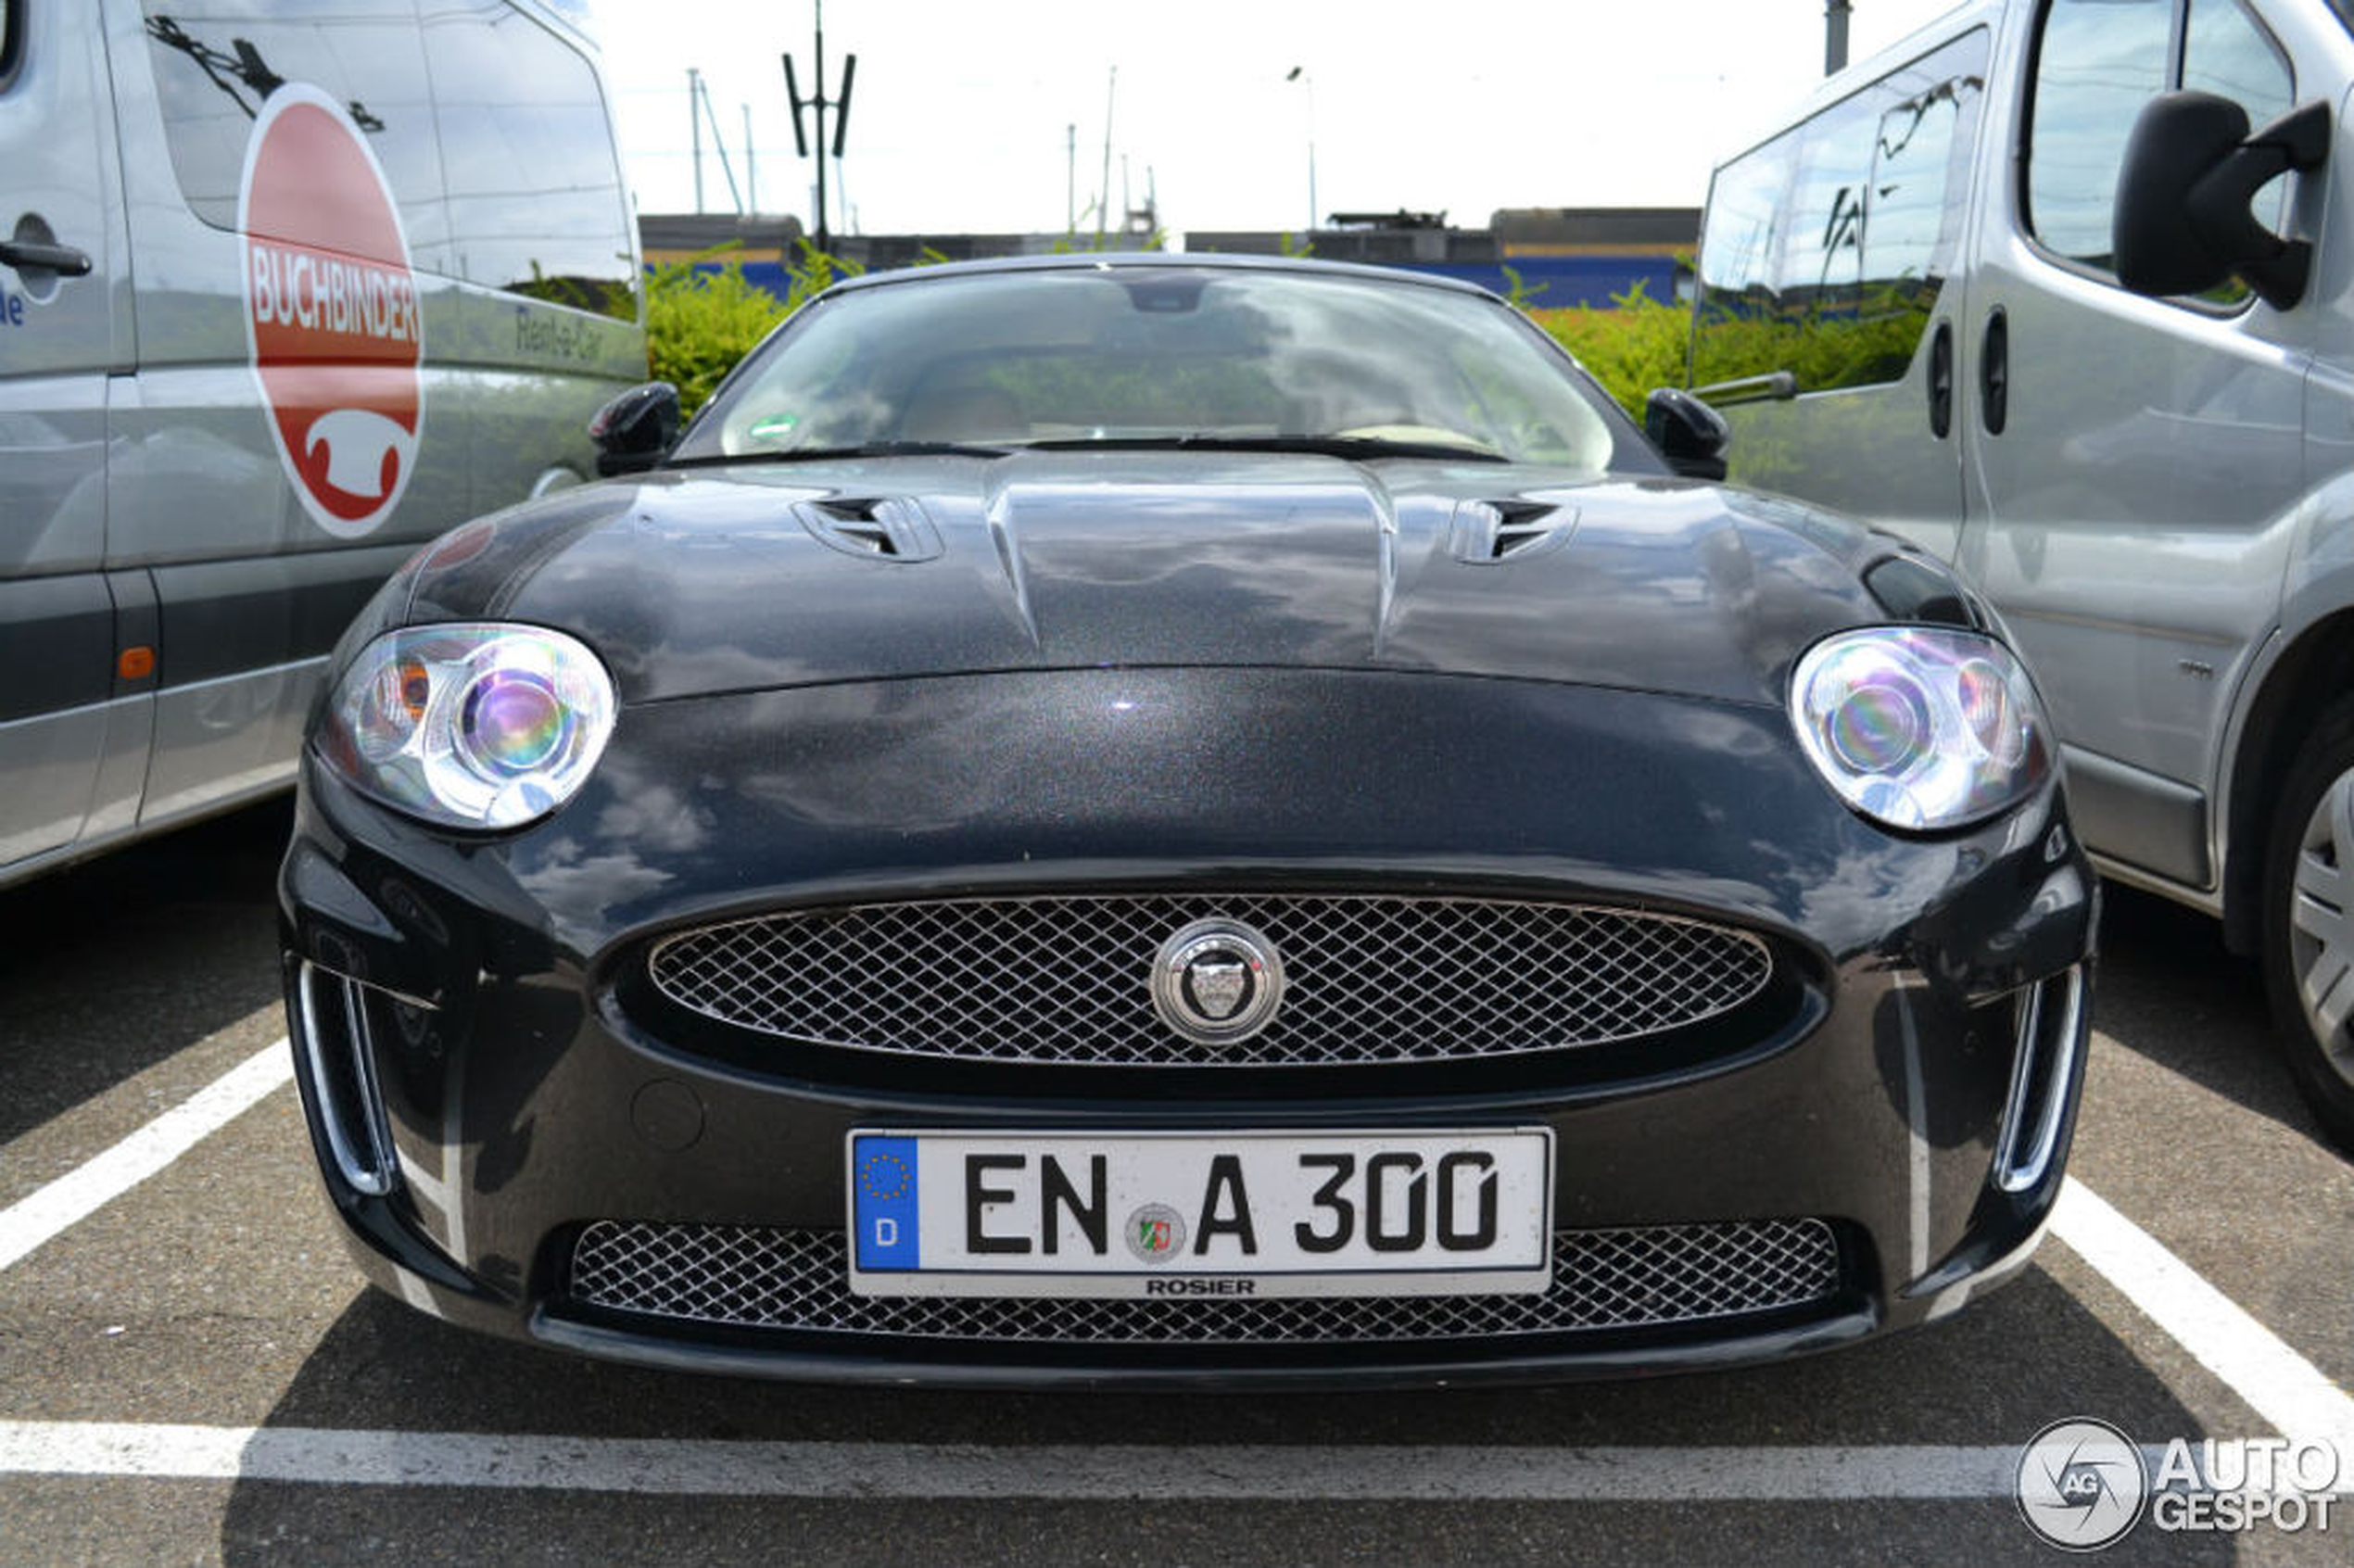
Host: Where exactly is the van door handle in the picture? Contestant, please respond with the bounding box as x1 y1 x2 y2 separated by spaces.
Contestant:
1980 308 2009 436
0 239 92 277
1928 321 1954 438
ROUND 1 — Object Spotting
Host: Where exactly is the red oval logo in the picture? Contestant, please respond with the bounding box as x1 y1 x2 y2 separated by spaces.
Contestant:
239 86 423 538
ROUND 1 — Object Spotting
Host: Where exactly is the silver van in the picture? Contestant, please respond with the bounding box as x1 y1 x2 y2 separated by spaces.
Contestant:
1686 0 2354 1147
0 0 645 889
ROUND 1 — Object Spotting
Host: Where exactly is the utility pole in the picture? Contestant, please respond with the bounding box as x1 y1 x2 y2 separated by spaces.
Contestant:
1285 67 1316 235
688 67 703 213
1066 122 1076 233
695 75 743 215
783 0 857 252
743 103 757 213
1825 0 1851 74
1096 66 1116 245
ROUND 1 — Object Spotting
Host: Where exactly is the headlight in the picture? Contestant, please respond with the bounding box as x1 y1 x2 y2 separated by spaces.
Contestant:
318 623 615 829
1791 626 2051 830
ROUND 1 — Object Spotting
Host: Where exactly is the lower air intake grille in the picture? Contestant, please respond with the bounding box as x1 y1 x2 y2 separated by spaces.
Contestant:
567 1220 1841 1343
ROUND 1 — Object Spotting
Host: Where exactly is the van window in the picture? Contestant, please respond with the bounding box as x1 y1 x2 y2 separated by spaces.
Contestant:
1693 139 1791 323
420 2 638 321
1693 31 1986 396
2185 0 2296 299
2183 0 2293 121
140 2 450 253
1778 94 1875 307
2024 0 2170 267
2025 0 2291 285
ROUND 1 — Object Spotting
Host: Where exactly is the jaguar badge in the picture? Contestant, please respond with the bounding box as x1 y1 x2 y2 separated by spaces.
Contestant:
1150 917 1285 1046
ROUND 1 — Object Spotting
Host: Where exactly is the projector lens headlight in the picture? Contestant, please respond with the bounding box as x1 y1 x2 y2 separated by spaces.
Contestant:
320 624 615 829
1791 626 2051 830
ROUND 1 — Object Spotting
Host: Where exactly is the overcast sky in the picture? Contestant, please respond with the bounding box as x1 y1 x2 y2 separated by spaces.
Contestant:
590 0 1965 237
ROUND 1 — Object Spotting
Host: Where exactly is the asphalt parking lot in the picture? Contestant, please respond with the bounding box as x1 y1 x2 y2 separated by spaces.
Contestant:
0 801 2348 1564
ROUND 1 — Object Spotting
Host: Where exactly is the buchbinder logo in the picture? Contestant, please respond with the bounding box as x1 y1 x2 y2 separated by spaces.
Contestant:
239 84 424 537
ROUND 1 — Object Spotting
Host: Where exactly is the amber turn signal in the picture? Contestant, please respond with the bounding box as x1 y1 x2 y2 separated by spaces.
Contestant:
117 646 155 680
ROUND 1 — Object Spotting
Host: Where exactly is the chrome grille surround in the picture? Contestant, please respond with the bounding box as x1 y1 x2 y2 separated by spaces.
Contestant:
645 894 1776 1067
567 1220 1842 1343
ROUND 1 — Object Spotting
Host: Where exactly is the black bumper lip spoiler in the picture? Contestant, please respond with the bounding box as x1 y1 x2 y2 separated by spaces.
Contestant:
525 1296 1881 1393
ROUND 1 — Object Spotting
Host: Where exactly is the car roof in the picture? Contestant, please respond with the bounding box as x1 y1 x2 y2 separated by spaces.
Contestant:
820 249 1503 303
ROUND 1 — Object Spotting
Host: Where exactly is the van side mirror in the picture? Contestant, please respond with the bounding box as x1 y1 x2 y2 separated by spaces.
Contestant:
1645 387 1730 482
589 381 680 476
2113 91 2329 310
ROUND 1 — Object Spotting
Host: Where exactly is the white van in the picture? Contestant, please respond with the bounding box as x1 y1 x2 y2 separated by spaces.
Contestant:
1686 0 2354 1147
0 0 645 888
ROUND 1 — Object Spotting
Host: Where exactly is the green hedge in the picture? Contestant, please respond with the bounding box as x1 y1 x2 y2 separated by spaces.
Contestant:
1525 283 1691 418
644 249 816 414
645 249 1697 423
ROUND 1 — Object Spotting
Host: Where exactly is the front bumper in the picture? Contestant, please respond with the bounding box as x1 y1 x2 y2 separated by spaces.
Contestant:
279 666 2095 1387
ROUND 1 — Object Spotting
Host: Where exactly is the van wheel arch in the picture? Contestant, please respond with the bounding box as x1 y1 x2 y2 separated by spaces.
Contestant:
2223 610 2354 954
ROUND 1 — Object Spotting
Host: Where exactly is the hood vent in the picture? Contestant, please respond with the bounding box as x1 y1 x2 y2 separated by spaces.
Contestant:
794 497 944 563
1449 499 1579 564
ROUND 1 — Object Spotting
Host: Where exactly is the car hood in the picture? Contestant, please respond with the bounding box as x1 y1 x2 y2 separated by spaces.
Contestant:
388 450 1925 708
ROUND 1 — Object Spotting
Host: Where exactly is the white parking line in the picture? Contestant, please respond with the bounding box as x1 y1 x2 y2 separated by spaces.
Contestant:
0 1423 2043 1497
0 1042 292 1271
2050 1176 2354 1460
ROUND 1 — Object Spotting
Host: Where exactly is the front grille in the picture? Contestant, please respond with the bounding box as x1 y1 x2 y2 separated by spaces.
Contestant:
646 894 1775 1067
567 1220 1841 1343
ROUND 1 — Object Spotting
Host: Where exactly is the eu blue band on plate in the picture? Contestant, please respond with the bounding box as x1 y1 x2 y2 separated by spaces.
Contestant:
852 1135 920 1271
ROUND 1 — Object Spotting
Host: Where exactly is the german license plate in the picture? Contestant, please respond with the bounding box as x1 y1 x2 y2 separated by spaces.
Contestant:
845 1129 1552 1298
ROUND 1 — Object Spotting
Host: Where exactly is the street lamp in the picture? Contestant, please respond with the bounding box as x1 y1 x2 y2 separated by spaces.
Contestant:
1285 66 1317 237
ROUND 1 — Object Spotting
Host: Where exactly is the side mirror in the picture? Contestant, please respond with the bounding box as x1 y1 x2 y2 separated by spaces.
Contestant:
1645 387 1730 482
588 381 681 476
2113 91 2329 310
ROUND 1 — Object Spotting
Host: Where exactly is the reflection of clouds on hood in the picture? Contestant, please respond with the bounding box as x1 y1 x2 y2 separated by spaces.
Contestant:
1769 839 1957 957
592 773 714 855
733 682 1079 836
514 833 675 923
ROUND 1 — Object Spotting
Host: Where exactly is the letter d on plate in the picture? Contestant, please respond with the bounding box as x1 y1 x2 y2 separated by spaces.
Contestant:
853 1136 921 1270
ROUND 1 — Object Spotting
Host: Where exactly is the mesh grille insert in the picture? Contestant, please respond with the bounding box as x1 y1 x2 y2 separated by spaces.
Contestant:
646 894 1775 1067
568 1220 1842 1344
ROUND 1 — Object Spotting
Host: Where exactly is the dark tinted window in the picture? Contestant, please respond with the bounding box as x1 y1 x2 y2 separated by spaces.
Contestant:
1693 31 1986 395
140 1 449 251
420 2 636 319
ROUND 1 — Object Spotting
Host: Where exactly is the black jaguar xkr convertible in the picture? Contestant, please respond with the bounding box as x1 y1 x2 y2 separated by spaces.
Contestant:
279 255 2094 1386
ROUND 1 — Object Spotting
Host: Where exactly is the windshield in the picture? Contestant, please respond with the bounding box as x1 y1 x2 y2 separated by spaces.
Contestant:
673 266 1640 471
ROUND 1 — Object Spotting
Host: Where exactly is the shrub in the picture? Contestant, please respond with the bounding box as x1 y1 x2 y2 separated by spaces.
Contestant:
646 234 1159 416
644 241 867 414
1525 282 1692 418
